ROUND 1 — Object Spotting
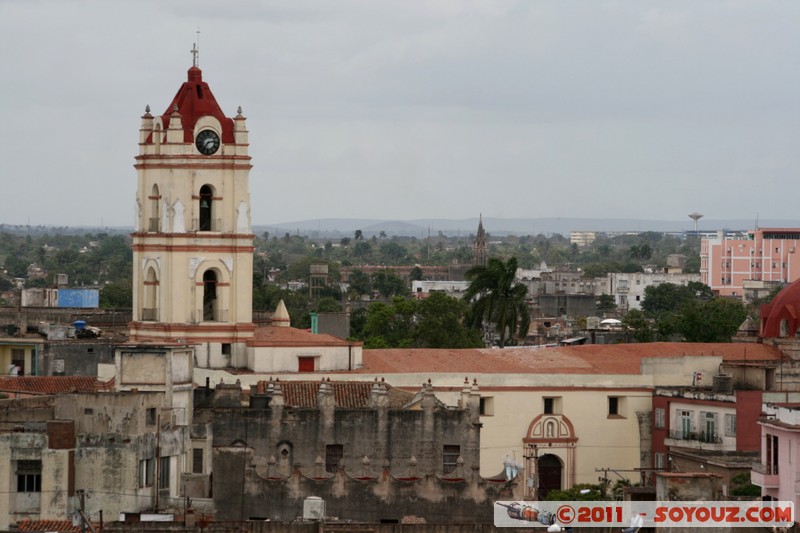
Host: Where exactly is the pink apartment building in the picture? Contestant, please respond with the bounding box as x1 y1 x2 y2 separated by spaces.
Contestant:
701 228 800 298
752 403 800 513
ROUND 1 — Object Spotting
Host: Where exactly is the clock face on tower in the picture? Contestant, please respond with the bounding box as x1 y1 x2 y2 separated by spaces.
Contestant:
195 129 220 155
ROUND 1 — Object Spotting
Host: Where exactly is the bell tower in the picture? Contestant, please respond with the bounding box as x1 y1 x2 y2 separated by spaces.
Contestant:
129 61 255 367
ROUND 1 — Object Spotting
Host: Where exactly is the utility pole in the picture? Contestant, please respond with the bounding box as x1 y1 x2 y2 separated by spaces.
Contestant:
76 489 97 533
78 489 86 533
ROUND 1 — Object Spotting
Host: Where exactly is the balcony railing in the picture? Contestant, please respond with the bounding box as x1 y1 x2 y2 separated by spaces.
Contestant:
668 430 722 444
752 462 778 476
191 218 223 232
141 308 159 322
202 309 229 322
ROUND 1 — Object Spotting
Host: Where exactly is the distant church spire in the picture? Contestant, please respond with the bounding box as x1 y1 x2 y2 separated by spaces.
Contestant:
473 214 487 267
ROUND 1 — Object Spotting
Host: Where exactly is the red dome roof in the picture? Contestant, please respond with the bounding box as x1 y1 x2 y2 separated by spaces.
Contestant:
760 279 800 338
150 66 235 145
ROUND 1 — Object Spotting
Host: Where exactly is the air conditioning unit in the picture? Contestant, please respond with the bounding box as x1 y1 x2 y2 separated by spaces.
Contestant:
303 496 325 520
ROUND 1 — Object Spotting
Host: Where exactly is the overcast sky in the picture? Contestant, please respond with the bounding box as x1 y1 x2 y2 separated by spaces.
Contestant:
1 1 798 228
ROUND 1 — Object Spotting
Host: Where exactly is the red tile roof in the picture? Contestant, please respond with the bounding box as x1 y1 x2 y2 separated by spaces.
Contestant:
0 376 112 395
357 342 782 375
15 518 94 533
249 325 360 348
255 380 413 408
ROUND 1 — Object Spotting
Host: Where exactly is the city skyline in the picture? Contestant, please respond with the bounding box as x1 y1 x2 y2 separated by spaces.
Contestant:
1 1 799 227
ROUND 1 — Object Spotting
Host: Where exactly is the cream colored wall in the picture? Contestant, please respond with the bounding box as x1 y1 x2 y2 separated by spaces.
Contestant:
133 238 254 325
133 112 253 329
478 389 652 481
0 343 41 375
248 345 362 373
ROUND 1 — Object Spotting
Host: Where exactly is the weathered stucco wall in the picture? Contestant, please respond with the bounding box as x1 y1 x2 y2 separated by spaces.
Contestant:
213 447 513 523
199 382 511 523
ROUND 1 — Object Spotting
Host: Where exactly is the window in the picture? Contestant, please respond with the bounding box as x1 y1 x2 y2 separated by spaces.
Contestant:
325 444 343 473
221 343 231 356
608 396 623 417
479 397 494 416
725 414 736 436
16 460 41 492
543 396 561 415
703 412 717 441
544 398 554 415
146 408 157 426
766 434 779 475
192 448 204 474
442 445 460 474
654 452 665 469
654 408 665 429
159 456 170 490
139 458 154 487
678 410 692 438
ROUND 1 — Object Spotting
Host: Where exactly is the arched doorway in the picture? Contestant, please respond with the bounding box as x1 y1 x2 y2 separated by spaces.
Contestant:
524 414 577 499
538 454 563 499
203 270 217 321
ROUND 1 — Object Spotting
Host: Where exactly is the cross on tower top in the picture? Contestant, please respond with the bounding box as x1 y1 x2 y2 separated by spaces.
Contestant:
191 28 201 67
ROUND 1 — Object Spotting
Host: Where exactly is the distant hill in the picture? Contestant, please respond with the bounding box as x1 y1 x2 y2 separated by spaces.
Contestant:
256 217 800 238
5 217 799 239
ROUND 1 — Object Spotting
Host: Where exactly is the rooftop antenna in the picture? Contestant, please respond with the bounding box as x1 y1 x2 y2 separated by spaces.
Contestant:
191 27 201 67
688 212 703 233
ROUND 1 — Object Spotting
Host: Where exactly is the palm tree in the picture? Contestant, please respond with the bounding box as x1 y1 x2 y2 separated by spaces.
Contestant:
464 257 530 347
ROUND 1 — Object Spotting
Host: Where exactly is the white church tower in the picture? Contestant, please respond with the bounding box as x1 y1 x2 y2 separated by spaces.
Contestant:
129 54 254 368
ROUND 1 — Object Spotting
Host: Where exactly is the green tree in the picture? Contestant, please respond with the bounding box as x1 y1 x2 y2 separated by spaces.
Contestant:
362 297 417 348
409 266 424 282
372 269 408 298
315 297 343 313
348 269 372 296
641 283 698 320
596 293 617 312
675 298 748 342
545 483 605 501
379 242 408 263
622 309 653 342
100 279 133 308
414 292 483 348
464 257 530 347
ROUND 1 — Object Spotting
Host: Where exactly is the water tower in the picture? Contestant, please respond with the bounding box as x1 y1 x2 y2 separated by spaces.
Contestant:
688 212 703 234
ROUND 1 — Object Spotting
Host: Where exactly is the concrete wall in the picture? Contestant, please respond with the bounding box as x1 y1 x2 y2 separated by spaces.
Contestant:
537 294 596 318
41 340 116 376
